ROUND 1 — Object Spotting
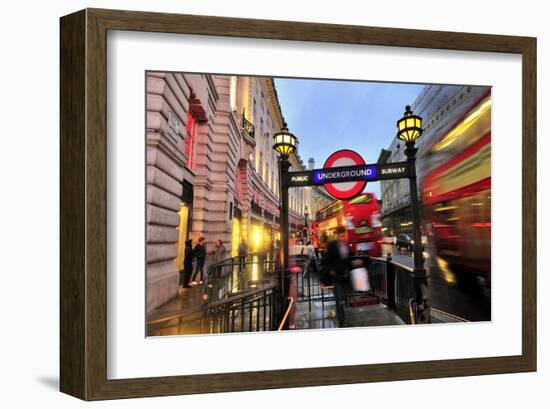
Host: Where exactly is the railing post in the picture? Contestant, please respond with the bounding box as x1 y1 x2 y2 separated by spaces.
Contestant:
386 253 396 311
307 261 312 313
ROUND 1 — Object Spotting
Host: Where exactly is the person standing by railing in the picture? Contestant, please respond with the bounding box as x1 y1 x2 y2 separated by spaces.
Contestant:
190 237 206 286
181 239 194 290
237 238 248 288
205 239 227 293
210 239 227 263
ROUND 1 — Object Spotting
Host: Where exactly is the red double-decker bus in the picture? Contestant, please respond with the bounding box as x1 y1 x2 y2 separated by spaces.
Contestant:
423 93 491 281
313 193 382 257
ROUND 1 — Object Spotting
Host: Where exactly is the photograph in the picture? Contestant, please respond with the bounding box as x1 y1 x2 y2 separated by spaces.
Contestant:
145 73 492 336
1 0 543 405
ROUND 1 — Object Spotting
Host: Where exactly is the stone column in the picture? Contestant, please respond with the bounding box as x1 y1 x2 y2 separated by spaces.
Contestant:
146 72 192 314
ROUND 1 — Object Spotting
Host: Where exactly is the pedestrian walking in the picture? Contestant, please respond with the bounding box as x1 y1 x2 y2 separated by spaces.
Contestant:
273 239 281 269
191 237 206 286
306 240 318 272
182 239 194 289
324 226 350 327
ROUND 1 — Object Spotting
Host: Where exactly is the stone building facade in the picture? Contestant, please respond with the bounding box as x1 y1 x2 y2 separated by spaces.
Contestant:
379 84 491 236
146 73 330 313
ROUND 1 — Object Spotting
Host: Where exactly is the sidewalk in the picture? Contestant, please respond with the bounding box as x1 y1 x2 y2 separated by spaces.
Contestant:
147 285 207 336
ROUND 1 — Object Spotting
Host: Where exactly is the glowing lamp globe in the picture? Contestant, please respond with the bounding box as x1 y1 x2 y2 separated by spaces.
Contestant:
273 122 297 157
397 105 423 144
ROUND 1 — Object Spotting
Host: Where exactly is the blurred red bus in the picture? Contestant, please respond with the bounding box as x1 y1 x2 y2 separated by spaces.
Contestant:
314 193 382 257
423 93 491 281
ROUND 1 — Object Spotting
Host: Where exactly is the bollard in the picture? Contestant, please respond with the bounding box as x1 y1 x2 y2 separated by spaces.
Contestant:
288 266 302 329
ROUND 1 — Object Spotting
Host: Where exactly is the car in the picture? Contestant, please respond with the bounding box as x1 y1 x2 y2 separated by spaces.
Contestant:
395 234 413 251
396 234 427 251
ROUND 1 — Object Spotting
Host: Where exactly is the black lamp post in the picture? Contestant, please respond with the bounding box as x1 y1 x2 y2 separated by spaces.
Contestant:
396 105 430 324
273 121 298 325
304 206 309 242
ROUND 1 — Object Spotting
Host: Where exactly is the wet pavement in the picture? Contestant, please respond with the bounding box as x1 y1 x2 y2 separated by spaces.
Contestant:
149 268 406 335
147 285 207 336
381 243 491 322
147 245 485 336
294 297 404 329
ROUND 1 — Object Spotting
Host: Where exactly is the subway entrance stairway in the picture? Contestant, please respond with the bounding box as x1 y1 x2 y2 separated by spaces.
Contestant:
144 252 448 336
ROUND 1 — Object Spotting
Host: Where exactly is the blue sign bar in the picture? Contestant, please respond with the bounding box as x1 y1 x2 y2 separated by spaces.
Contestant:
286 162 409 187
313 165 377 185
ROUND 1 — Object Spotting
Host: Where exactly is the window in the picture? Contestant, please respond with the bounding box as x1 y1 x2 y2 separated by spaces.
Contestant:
253 98 257 122
259 152 263 176
265 134 270 155
229 76 238 112
185 111 198 169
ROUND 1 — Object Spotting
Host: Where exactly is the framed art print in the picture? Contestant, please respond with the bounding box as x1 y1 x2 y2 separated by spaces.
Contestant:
60 8 536 400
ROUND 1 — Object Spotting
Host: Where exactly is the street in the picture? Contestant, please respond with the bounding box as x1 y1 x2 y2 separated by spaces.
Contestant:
381 244 491 322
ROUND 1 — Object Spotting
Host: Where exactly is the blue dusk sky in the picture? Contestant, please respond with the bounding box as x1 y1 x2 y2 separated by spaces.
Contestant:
274 78 425 199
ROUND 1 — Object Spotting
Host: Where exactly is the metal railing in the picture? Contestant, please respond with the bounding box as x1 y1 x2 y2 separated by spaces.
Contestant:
204 284 283 333
242 110 255 139
205 253 277 303
149 254 283 335
293 255 336 314
297 253 419 325
365 256 418 324
278 297 294 331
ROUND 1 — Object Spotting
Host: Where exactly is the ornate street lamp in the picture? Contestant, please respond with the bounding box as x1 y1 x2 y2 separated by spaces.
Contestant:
273 122 298 327
396 105 430 324
397 105 423 144
273 122 297 157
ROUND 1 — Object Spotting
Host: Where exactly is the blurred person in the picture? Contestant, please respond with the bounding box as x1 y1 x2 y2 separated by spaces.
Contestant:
324 226 350 327
306 240 318 272
210 239 227 263
205 239 227 289
268 239 275 262
190 237 206 286
237 238 248 288
238 238 248 268
273 239 281 270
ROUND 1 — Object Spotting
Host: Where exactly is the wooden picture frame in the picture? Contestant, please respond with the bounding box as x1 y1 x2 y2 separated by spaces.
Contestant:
60 8 537 400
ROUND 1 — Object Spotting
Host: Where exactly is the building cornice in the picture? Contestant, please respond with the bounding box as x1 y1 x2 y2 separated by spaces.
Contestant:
205 74 219 102
146 129 188 168
262 78 284 131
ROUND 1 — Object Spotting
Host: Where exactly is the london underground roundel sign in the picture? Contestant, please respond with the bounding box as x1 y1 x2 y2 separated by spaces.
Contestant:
322 149 367 200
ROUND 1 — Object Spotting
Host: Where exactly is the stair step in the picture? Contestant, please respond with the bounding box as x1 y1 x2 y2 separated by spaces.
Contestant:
348 294 380 307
